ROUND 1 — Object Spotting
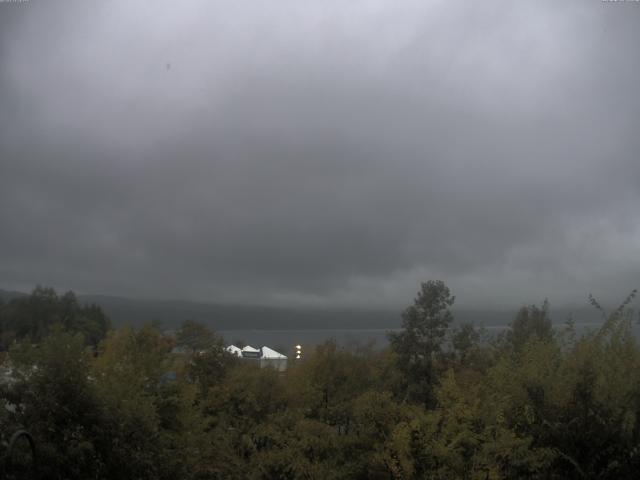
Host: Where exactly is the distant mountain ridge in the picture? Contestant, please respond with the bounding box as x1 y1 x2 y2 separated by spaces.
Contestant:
77 294 401 330
0 289 27 302
1 288 604 331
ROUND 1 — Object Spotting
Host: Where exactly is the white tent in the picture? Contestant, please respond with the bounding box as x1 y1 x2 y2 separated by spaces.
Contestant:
225 345 243 357
241 345 261 358
261 346 287 359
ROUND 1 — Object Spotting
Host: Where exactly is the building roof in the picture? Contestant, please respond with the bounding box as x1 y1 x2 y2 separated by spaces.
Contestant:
261 346 287 359
225 345 243 357
225 345 288 360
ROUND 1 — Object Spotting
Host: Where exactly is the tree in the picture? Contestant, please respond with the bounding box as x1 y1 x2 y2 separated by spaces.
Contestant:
388 280 455 407
0 287 110 350
186 341 237 397
506 300 553 351
451 322 481 366
174 320 234 397
175 319 216 354
92 325 172 479
2 328 103 479
302 340 373 429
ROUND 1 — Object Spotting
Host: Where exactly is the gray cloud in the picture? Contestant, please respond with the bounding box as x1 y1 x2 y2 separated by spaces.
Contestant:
1 0 639 310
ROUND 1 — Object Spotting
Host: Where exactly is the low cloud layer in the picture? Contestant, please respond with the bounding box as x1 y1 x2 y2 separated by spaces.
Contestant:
1 0 639 310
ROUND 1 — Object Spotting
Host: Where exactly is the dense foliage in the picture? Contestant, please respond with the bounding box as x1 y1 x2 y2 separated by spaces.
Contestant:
1 283 639 479
0 287 110 349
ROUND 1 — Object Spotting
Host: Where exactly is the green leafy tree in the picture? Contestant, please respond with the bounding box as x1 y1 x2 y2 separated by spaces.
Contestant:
186 341 237 398
176 319 217 353
91 325 173 479
0 287 110 349
505 299 553 352
298 340 376 434
1 328 103 479
450 322 482 366
389 280 455 406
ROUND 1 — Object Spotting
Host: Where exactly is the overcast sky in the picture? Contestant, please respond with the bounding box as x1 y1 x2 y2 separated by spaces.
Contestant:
1 0 639 310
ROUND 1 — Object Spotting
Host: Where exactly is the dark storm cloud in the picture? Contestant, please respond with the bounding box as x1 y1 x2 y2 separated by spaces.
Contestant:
1 0 639 308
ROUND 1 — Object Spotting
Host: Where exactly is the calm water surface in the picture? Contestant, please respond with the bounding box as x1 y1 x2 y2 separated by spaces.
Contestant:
219 322 633 356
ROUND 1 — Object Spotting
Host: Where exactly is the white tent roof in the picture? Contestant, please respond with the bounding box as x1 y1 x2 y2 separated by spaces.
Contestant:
261 346 287 359
225 345 243 357
242 345 260 353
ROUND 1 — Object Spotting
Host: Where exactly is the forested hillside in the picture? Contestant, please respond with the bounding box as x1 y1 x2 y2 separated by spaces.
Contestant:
1 282 639 479
0 288 603 332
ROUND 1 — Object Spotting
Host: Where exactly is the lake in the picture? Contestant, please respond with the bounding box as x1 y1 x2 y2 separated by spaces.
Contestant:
219 321 630 356
218 329 396 355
